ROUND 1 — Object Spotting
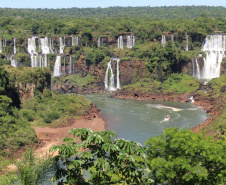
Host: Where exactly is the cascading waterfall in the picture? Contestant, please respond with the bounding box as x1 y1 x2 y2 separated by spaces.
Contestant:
105 61 116 91
195 58 201 79
118 36 123 49
49 38 54 53
105 59 121 91
201 34 226 81
186 35 189 51
14 38 16 54
116 59 120 89
127 36 135 48
53 56 61 77
97 37 101 47
72 36 79 46
59 37 64 54
0 39 2 53
69 56 72 74
28 36 38 68
161 35 166 46
171 35 174 46
40 37 50 54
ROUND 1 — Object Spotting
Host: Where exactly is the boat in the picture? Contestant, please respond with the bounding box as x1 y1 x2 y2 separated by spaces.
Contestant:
164 115 170 121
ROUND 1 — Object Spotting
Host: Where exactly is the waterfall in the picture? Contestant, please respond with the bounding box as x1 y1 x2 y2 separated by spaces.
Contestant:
10 55 17 67
118 36 123 49
186 35 189 51
161 35 166 46
44 54 48 67
171 35 174 46
28 37 38 68
72 36 79 46
127 36 135 48
116 59 120 89
192 58 195 77
97 37 101 47
0 39 2 53
53 56 61 77
195 58 201 79
105 61 116 91
201 34 226 81
40 37 50 54
14 38 16 54
49 38 54 53
28 37 37 55
59 37 64 54
69 56 72 74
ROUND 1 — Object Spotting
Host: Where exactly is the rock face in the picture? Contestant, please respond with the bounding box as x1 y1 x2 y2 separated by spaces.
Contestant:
220 58 226 75
18 83 36 102
53 57 151 94
119 59 149 85
111 90 189 102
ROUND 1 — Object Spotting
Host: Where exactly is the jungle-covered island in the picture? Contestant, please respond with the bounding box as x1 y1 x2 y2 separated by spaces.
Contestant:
0 6 225 185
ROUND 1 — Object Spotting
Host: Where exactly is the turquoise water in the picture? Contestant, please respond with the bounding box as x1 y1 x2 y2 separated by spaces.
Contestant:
85 93 209 145
39 93 208 184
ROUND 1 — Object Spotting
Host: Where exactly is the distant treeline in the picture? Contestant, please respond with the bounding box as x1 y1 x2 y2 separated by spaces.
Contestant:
0 6 225 19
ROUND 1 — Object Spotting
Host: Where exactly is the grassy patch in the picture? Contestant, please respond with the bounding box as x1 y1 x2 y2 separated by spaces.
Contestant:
122 74 200 94
52 73 97 88
21 90 91 126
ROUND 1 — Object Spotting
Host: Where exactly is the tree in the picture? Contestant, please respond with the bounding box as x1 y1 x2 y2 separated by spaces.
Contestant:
145 128 226 185
50 128 152 185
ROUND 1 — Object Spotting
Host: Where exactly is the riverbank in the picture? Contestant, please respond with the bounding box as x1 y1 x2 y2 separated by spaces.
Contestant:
34 115 106 157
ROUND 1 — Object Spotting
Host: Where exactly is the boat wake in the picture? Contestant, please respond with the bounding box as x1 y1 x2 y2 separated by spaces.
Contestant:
146 104 182 112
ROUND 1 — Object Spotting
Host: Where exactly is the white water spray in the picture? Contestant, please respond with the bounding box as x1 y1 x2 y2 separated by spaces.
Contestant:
97 37 101 47
14 38 16 54
105 61 116 91
59 37 64 54
127 36 135 48
161 35 166 46
201 35 226 81
186 35 189 51
118 36 123 49
53 56 61 77
72 36 79 46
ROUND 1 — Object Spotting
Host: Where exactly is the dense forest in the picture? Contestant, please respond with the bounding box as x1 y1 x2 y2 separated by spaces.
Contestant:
0 6 226 19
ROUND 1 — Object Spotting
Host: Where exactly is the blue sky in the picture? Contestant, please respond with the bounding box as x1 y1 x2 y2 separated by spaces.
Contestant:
0 0 225 8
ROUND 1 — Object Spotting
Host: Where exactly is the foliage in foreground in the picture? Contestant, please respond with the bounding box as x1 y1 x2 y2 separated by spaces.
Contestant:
145 128 226 185
51 128 226 185
50 128 152 185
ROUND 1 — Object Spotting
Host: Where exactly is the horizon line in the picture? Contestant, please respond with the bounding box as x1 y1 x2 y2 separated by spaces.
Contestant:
0 5 225 10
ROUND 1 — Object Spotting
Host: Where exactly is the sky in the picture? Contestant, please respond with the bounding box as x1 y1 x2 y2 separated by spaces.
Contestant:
0 0 225 9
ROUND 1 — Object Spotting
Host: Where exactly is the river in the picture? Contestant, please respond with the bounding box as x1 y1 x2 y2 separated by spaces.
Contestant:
39 92 208 184
84 93 208 145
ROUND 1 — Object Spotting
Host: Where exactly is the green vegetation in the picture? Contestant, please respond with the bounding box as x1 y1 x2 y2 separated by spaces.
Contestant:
3 66 51 92
196 75 226 137
52 73 97 88
145 128 226 185
123 74 200 94
21 90 91 125
0 6 225 19
0 68 37 157
50 128 226 184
